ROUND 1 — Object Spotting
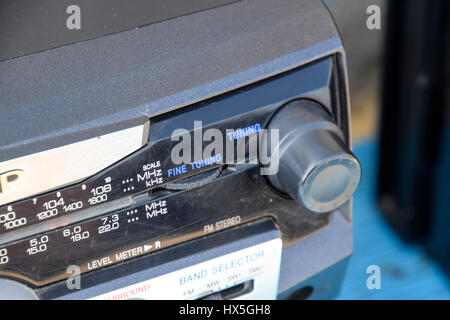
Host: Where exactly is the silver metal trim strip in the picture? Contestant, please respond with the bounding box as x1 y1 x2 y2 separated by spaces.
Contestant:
0 122 149 206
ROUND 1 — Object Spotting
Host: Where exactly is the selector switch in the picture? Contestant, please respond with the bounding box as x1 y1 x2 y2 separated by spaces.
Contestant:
266 100 361 213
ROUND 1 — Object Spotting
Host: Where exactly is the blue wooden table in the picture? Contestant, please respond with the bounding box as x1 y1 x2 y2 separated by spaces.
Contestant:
336 140 450 300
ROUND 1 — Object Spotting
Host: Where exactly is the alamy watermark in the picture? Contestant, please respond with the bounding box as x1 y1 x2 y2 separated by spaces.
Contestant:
66 5 81 30
366 5 381 30
366 265 381 290
66 265 81 290
170 121 280 176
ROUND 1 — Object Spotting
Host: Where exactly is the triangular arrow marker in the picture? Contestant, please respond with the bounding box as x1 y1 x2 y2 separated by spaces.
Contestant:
144 244 153 252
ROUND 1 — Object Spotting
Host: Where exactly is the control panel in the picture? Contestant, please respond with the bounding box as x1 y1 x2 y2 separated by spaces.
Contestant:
0 56 360 299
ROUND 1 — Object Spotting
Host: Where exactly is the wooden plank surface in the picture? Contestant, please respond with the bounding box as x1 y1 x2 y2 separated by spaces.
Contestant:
337 140 450 300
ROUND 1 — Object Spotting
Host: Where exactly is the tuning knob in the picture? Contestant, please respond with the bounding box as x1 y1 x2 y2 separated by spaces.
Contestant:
266 100 361 213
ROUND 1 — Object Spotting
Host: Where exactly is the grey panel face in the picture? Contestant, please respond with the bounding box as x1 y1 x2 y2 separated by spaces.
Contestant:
0 0 339 161
0 0 237 62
